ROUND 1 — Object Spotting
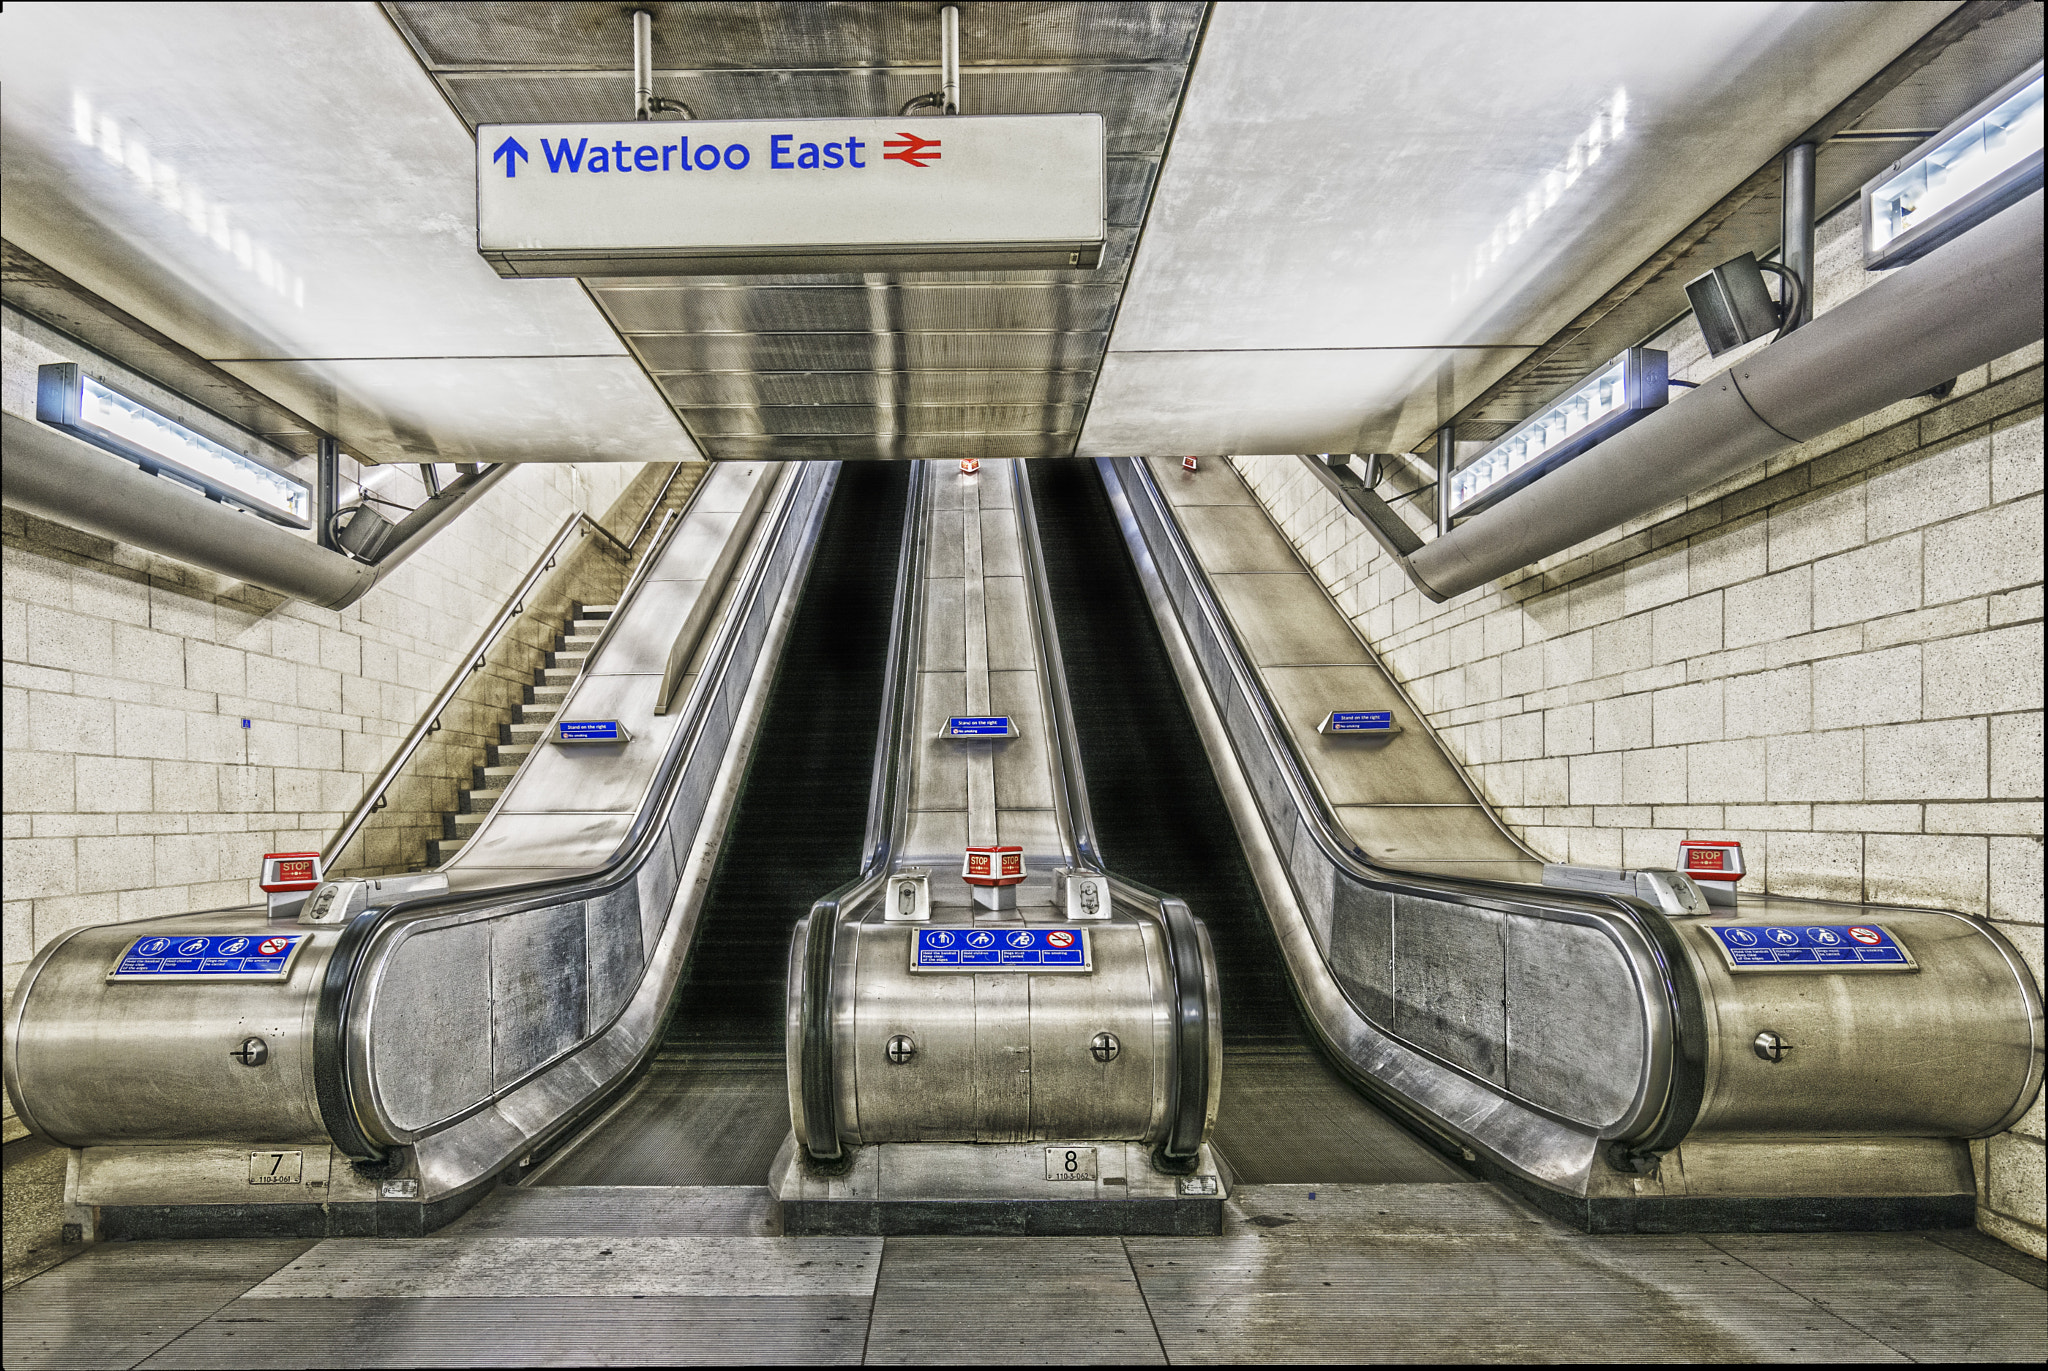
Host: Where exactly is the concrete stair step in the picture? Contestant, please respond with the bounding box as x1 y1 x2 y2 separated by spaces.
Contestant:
448 812 490 838
517 704 560 725
540 666 580 686
461 788 504 814
428 838 467 864
480 764 521 785
506 723 550 744
560 633 600 651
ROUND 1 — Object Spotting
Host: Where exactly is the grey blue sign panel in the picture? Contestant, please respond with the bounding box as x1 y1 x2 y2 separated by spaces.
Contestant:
556 719 628 743
913 926 1091 972
109 933 309 982
1705 924 1914 972
944 715 1016 737
1320 710 1397 734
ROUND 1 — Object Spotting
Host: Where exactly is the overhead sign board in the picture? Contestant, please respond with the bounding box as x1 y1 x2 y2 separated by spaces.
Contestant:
912 926 1091 972
1704 924 1915 973
476 114 1105 277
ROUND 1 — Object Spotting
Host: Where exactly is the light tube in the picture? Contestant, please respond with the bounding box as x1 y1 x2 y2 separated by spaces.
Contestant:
1864 64 2042 269
1447 348 1667 519
37 364 311 528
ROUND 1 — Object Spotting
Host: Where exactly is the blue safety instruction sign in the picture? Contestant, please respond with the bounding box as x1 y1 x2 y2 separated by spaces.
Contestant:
108 933 309 983
1321 710 1397 734
556 719 629 743
944 716 1016 738
1704 924 1914 973
913 926 1091 972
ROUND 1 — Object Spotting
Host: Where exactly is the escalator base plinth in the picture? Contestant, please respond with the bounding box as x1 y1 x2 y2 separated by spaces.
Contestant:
768 1134 1228 1236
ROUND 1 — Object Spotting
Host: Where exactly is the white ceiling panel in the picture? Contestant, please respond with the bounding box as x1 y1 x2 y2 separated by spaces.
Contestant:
0 1 697 463
1080 0 1955 458
1083 345 1536 456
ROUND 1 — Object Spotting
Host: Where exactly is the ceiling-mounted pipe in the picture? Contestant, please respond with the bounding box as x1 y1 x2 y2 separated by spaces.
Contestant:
631 9 694 120
1781 142 1817 333
899 5 962 115
2 412 512 610
1400 190 2043 602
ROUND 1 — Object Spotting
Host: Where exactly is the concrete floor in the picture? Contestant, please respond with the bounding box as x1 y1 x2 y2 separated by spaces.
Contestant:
5 1182 2042 1367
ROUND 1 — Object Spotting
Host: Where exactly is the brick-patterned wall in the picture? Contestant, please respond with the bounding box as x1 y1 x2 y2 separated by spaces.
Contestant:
1 316 649 1140
1233 203 2043 1255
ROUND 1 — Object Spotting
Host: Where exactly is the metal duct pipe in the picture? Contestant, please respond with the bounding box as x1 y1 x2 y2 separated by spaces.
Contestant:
2 412 512 609
1405 190 2043 602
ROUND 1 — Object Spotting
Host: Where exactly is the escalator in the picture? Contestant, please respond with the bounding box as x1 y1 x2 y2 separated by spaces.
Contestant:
1026 458 1467 1186
529 461 911 1187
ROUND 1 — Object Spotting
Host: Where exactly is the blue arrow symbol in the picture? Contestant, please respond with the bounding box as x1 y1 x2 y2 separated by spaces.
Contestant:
493 136 529 178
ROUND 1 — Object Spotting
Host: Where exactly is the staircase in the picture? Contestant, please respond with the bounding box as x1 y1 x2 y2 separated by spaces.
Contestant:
428 603 614 866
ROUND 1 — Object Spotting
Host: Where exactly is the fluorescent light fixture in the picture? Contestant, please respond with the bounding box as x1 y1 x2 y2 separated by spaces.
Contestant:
1447 348 1667 520
1864 62 2042 270
36 363 311 528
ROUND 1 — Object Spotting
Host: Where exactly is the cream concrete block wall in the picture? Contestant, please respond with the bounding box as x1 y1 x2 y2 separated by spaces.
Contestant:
1 331 648 1140
1233 203 2044 1255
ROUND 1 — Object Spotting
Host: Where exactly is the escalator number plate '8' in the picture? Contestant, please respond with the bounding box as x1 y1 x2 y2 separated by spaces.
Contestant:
913 927 1091 972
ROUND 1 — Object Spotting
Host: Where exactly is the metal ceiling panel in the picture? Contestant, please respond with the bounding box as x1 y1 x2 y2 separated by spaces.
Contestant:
654 369 1098 409
590 284 1122 334
681 403 1083 437
388 2 1203 72
626 330 1109 374
386 1 1202 464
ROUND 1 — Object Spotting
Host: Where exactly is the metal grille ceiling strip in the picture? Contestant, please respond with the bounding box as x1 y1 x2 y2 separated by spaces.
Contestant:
385 1 1204 462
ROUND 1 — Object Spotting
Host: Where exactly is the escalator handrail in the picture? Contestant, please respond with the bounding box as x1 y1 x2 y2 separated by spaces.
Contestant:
795 459 929 1163
1011 459 1104 872
1108 457 1703 1153
318 463 833 1155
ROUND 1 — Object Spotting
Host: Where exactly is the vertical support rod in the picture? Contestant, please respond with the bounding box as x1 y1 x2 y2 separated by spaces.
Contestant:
1781 141 1816 333
317 436 340 551
632 9 655 121
1434 427 1455 536
940 5 961 114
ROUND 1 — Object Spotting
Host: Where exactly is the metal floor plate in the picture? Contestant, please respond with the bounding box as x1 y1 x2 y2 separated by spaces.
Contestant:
6 1185 2041 1368
1210 1047 1472 1185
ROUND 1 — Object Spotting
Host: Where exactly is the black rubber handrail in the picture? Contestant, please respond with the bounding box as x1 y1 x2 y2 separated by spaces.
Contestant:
1109 456 1705 1158
796 459 929 1163
313 463 832 1159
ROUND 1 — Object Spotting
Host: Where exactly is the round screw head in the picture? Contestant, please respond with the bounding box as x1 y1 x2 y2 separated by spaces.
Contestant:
885 1034 917 1065
1752 1031 1791 1063
1091 1031 1120 1063
231 1037 269 1067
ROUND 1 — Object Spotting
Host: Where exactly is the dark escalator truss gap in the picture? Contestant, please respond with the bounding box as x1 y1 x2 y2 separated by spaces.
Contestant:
661 461 910 1059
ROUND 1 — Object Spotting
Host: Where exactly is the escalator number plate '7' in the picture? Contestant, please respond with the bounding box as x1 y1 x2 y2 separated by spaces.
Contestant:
914 927 1092 972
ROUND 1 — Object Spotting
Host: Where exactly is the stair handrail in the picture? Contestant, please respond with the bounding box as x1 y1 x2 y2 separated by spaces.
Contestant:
321 509 631 869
